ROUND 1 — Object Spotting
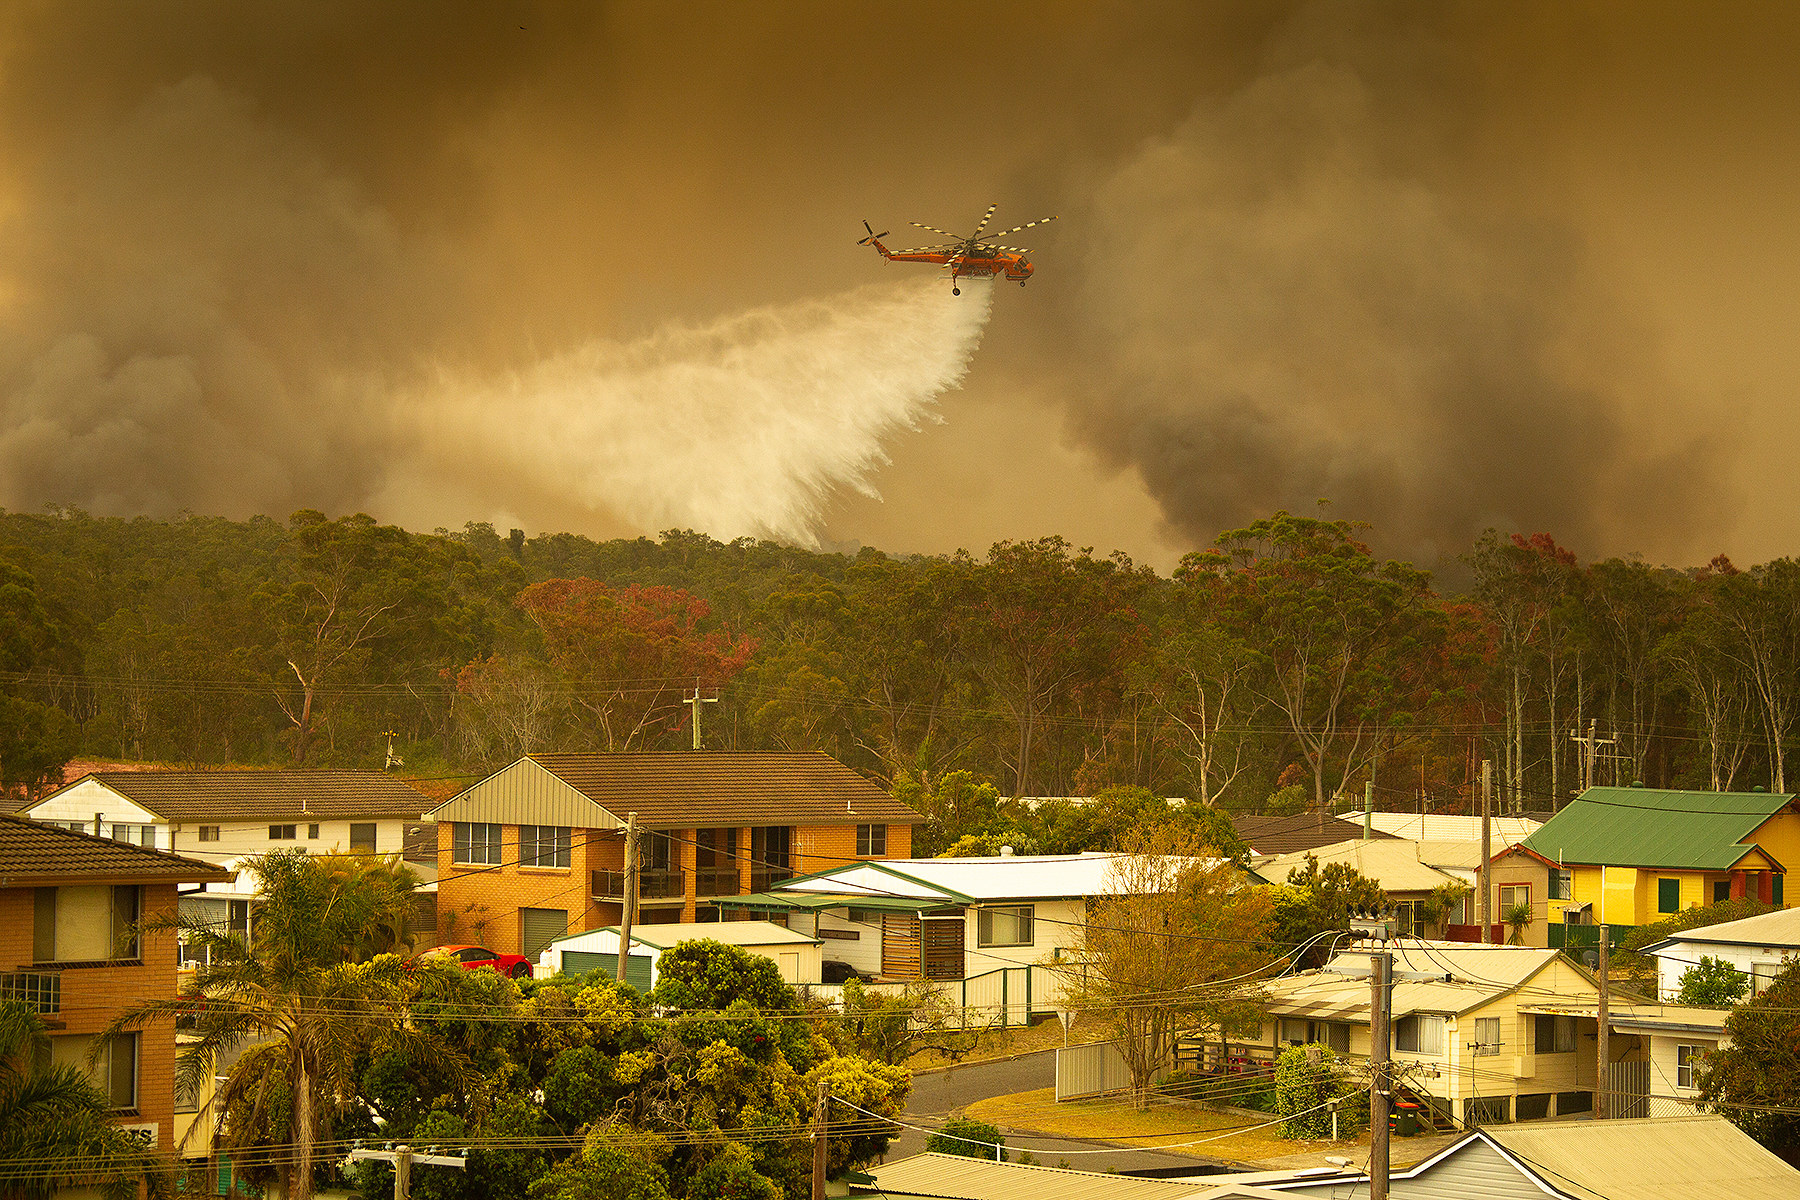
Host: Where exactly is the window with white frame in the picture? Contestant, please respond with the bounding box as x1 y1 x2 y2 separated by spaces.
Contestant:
1474 1017 1502 1056
1549 869 1573 900
1534 1014 1577 1054
1677 1043 1705 1089
269 824 297 840
976 905 1033 948
1498 884 1530 914
520 825 571 868
1394 1014 1444 1055
1753 961 1784 996
453 822 503 865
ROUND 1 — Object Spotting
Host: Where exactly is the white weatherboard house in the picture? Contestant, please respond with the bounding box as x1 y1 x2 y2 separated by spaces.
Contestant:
722 852 1217 1020
537 921 822 989
1642 903 1800 999
25 770 432 860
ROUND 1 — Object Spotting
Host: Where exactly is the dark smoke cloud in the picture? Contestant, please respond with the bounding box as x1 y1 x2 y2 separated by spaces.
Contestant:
0 2 1761 566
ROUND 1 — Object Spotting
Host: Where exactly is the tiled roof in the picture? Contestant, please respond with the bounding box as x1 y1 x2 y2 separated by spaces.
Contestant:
1233 813 1399 855
38 770 434 822
0 815 233 883
1523 786 1794 871
525 752 922 826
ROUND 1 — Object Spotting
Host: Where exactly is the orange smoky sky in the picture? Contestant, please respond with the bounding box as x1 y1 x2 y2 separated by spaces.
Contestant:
0 1 1794 575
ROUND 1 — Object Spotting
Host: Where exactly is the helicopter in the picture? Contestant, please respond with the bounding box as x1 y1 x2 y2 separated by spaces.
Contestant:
858 204 1056 294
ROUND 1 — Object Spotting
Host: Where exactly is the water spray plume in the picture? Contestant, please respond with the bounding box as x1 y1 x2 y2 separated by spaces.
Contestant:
404 278 994 544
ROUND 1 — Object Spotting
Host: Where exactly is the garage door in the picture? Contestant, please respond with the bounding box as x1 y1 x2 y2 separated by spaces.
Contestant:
520 908 569 961
561 950 653 992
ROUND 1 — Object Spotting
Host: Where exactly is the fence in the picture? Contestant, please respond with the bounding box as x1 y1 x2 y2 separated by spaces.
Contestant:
800 964 1062 1029
1606 1060 1651 1119
1056 1039 1134 1101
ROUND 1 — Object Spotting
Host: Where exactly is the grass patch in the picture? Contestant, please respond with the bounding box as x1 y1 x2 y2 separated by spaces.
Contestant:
963 1086 1350 1164
905 1013 1110 1070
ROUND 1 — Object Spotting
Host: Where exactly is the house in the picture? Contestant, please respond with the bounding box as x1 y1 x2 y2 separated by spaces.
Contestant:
1641 903 1800 998
1232 812 1398 856
1250 840 1467 938
727 851 1227 1020
1265 1114 1800 1198
1242 941 1607 1128
537 920 823 988
1522 785 1800 940
1514 1000 1729 1117
22 769 435 860
428 752 922 961
0 814 232 1163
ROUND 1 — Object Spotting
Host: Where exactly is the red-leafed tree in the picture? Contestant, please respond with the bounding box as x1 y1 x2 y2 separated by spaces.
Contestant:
512 579 756 750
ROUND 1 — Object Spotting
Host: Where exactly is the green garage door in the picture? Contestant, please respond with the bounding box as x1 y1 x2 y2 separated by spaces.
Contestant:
561 950 653 991
521 908 569 962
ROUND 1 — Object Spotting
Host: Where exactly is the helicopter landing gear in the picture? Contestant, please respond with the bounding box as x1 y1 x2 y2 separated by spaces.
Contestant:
952 287 960 295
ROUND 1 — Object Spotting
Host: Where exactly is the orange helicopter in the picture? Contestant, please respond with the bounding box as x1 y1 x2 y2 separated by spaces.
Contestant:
859 204 1056 294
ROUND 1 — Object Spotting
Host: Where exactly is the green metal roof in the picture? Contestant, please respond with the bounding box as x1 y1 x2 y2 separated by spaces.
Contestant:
1523 786 1795 871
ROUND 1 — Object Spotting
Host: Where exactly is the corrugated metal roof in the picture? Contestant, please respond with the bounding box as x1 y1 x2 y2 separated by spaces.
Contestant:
34 769 434 821
1523 785 1793 870
1518 1001 1730 1036
549 921 820 951
1252 840 1463 894
1260 941 1570 1020
1232 814 1399 855
1339 812 1544 842
430 752 921 828
1648 903 1800 950
1481 1115 1800 1199
779 854 1209 902
0 814 234 883
860 1153 1306 1200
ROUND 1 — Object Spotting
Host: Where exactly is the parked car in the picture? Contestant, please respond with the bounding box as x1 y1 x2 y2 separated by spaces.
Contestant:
821 960 861 985
417 944 534 978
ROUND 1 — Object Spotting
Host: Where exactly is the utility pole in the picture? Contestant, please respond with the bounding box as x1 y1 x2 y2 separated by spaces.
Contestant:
686 681 719 750
1479 759 1493 943
617 812 639 984
1570 720 1616 796
812 1080 828 1200
1363 779 1373 841
1595 926 1610 1120
347 1145 465 1200
1369 952 1393 1200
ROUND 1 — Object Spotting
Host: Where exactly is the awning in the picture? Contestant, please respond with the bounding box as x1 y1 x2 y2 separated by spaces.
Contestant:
712 890 947 914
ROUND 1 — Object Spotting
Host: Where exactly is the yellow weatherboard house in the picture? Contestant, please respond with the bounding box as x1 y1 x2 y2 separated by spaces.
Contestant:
1522 785 1798 933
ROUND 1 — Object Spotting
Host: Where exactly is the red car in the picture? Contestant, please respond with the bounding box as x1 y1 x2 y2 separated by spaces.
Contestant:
418 944 534 978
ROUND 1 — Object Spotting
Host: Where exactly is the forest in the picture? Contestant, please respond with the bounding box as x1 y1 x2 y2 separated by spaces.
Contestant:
0 506 1791 814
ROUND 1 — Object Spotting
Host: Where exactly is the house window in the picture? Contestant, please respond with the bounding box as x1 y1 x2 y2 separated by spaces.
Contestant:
107 1031 139 1111
269 824 297 841
1677 1043 1704 1089
1278 1019 1311 1046
640 830 673 873
976 905 1033 948
520 825 572 868
1658 877 1682 914
1777 874 1787 907
847 908 884 924
1549 869 1572 901
750 826 792 873
857 824 887 856
1714 880 1731 904
1474 1017 1502 1056
198 826 221 842
33 886 141 963
1498 884 1530 914
1394 1014 1444 1055
1393 901 1419 938
308 823 321 840
349 823 377 854
1320 1021 1350 1053
452 822 503 865
1534 1014 1577 1054
1465 1095 1509 1126
1753 961 1784 995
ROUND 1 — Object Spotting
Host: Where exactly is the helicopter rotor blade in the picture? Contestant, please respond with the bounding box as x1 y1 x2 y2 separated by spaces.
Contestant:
970 203 997 240
910 222 961 239
984 216 1058 239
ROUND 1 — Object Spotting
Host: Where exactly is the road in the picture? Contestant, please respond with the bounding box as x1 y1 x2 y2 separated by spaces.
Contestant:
882 1049 1238 1177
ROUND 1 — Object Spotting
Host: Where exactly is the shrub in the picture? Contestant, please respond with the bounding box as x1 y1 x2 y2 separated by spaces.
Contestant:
1275 1044 1347 1139
926 1117 1006 1161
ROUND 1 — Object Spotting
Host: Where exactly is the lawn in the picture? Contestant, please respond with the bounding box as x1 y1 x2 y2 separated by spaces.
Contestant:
905 1012 1111 1070
963 1086 1350 1165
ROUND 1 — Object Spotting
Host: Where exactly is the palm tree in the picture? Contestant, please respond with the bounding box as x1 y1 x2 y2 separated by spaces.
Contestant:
100 850 467 1200
1504 902 1535 946
0 1000 168 1200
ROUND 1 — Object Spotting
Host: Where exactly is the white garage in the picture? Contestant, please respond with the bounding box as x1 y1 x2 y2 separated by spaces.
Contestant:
538 920 824 989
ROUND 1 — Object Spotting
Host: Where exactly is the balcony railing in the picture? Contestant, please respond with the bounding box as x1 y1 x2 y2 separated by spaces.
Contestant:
695 869 740 897
592 869 687 901
0 970 61 1014
749 868 793 893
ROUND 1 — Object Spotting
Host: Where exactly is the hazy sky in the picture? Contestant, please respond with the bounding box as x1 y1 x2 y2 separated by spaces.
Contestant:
0 1 1794 574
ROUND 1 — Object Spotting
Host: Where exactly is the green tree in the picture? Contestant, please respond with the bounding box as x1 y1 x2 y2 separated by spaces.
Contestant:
1275 1044 1351 1139
102 851 466 1200
1266 855 1390 967
0 1001 168 1200
1188 514 1451 812
926 1117 1007 1161
0 560 78 794
1700 961 1800 1156
1677 957 1750 1008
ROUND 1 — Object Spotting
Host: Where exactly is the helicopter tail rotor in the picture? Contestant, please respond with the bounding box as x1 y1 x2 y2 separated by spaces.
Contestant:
857 220 891 246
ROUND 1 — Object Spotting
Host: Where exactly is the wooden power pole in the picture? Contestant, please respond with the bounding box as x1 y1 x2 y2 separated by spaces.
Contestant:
1369 951 1393 1200
812 1079 829 1200
347 1144 465 1200
1479 759 1493 943
617 811 639 984
1596 926 1610 1119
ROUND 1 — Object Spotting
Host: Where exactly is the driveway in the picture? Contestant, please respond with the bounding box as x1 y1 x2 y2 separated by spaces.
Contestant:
882 1050 1236 1176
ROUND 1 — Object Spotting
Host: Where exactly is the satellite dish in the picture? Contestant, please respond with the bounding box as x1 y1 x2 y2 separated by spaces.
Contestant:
1582 951 1600 970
